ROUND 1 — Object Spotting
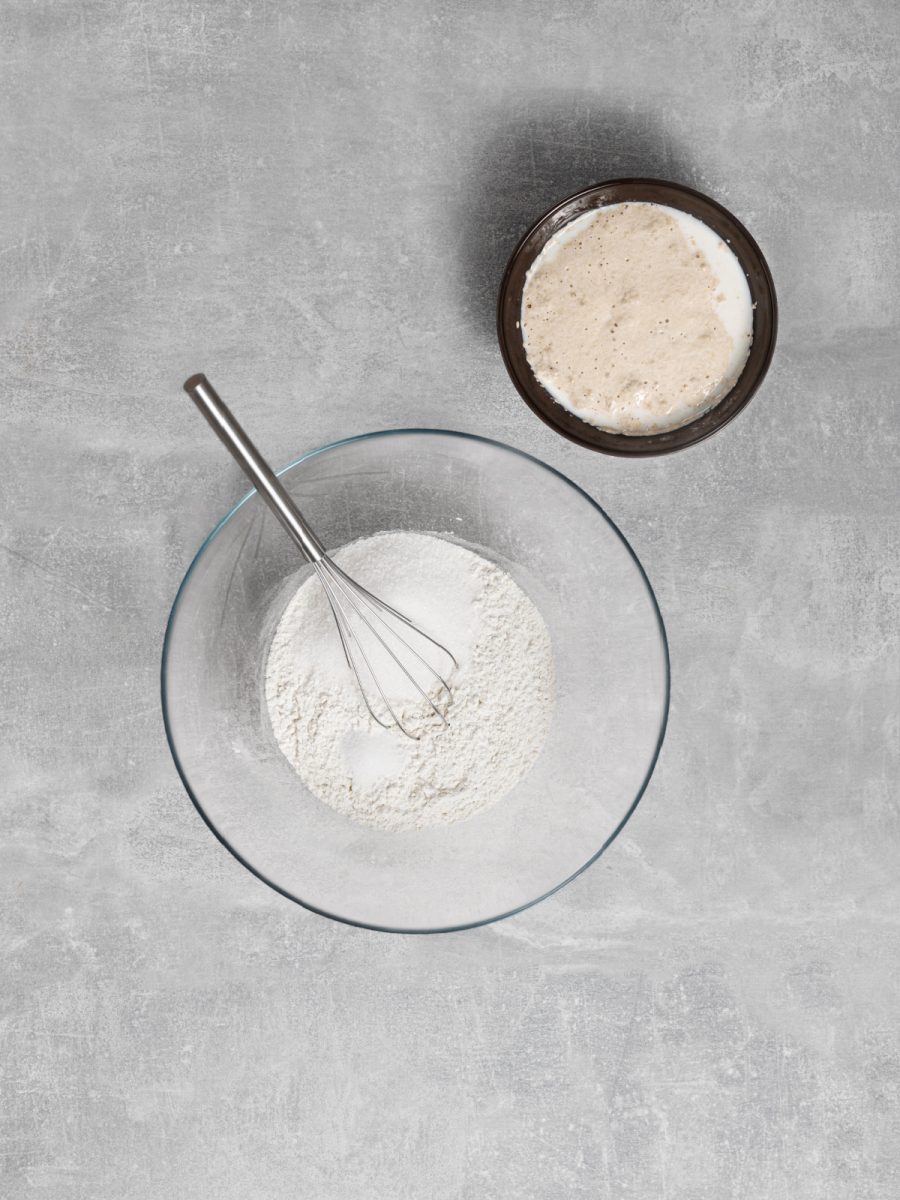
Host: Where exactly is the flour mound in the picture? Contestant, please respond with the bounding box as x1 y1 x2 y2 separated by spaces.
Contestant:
264 532 555 832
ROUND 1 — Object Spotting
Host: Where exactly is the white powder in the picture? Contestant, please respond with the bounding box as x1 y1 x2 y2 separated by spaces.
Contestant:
264 531 555 831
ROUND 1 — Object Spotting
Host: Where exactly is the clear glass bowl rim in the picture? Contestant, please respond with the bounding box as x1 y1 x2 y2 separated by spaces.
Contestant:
161 428 671 934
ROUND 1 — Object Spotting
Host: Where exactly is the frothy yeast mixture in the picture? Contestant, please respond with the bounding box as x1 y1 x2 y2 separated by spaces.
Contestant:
521 202 753 434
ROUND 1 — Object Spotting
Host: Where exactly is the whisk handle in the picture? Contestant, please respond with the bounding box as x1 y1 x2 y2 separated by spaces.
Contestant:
184 373 325 563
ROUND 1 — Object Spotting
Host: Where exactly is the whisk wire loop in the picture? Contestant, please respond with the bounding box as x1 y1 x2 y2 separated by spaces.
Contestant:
317 556 454 740
319 570 407 733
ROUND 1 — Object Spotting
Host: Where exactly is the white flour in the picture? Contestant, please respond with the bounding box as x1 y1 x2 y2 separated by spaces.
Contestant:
264 532 555 831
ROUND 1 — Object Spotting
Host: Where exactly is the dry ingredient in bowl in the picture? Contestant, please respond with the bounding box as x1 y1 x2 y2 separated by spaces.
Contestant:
522 201 753 434
265 531 555 832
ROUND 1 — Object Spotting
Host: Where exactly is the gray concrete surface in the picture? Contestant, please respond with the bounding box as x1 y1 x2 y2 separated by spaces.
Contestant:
3 0 899 1196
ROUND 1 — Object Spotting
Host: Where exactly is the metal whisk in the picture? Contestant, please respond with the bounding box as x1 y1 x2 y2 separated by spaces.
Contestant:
184 374 456 739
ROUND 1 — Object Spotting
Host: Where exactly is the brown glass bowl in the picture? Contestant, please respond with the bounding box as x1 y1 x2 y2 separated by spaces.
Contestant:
497 178 777 456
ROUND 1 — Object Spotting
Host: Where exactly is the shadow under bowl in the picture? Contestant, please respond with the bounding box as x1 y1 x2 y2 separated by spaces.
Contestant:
497 178 778 457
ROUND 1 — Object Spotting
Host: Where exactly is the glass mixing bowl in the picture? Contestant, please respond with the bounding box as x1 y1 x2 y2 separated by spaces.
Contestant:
162 430 669 932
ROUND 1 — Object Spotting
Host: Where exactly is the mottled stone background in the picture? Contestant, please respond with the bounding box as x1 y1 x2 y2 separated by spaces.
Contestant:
3 1 899 1196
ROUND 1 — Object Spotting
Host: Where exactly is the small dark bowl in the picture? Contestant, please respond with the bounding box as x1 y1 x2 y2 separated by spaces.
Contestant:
497 178 777 456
